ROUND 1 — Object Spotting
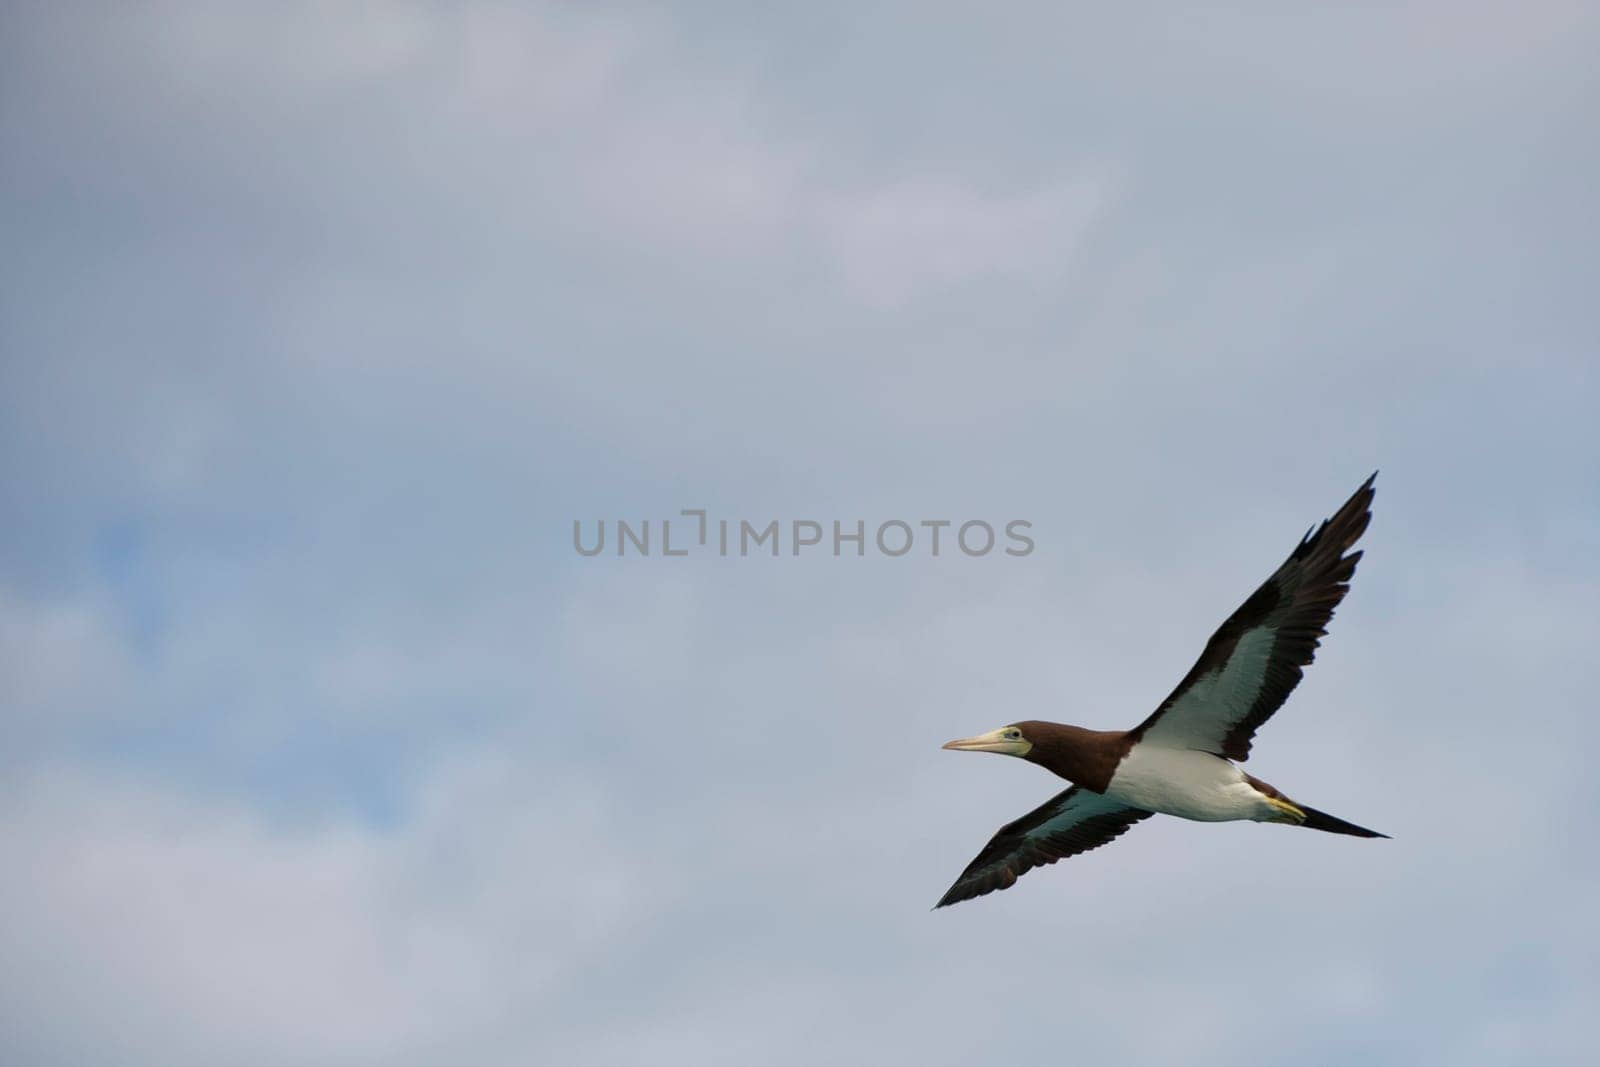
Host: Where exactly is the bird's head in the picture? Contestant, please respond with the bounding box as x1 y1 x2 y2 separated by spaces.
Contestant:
941 722 1036 759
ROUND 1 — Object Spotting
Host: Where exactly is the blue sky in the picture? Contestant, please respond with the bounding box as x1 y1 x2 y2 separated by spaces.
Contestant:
2 3 1597 1064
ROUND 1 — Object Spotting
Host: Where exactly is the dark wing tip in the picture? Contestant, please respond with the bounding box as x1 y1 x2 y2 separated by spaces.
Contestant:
933 879 990 910
933 854 1004 910
1292 474 1378 564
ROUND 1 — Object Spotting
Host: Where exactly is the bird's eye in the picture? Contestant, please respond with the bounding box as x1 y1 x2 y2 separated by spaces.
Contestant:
1006 730 1021 740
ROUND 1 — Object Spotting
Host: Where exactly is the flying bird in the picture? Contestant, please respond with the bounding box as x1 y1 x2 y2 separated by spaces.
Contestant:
936 473 1386 908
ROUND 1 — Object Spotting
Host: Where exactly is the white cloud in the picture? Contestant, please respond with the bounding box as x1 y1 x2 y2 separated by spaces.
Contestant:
821 173 1110 307
0 757 656 1066
0 592 131 737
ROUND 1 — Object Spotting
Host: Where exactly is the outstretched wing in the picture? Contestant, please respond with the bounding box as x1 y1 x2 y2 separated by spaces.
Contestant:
935 787 1152 908
1131 473 1376 762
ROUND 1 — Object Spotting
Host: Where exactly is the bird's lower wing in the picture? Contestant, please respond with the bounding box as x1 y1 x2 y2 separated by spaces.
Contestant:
935 787 1152 908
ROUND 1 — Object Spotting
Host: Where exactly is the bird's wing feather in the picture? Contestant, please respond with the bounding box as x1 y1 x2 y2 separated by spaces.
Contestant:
1131 473 1376 762
935 787 1152 908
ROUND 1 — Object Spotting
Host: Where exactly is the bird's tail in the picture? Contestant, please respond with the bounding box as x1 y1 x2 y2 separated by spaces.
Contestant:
1297 804 1389 839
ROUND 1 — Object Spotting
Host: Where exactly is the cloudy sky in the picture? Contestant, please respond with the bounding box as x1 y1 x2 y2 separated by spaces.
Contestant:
2 3 1597 1064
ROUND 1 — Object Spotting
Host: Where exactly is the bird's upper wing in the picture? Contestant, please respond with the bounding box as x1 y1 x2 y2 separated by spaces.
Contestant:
1130 473 1376 762
935 786 1152 908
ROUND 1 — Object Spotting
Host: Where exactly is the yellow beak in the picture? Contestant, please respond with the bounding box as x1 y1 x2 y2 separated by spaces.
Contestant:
941 728 1031 756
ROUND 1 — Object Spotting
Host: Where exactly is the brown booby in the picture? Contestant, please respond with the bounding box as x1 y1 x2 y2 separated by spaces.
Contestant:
936 474 1386 908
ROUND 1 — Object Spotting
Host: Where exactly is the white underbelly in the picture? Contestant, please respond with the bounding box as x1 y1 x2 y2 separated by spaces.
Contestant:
1106 744 1275 823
